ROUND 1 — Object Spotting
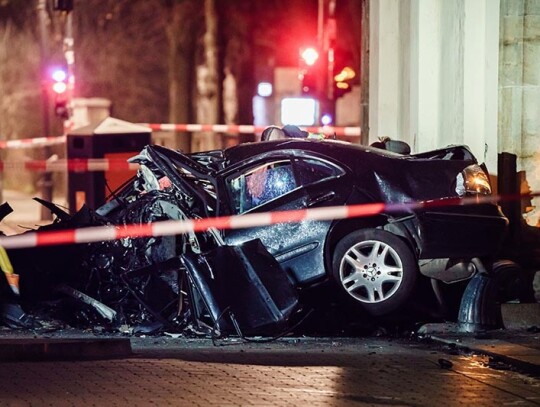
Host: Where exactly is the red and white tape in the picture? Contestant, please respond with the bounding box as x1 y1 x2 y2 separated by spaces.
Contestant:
0 136 66 150
0 194 512 250
0 158 139 173
142 123 361 137
0 124 361 151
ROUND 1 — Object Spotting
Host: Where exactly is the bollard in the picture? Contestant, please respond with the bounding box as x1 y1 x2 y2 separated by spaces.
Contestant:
458 259 522 332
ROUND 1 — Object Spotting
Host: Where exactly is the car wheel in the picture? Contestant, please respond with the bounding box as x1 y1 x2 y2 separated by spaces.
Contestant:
332 229 418 316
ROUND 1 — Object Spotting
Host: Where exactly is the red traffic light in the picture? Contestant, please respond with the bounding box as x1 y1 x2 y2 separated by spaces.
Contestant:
300 47 319 67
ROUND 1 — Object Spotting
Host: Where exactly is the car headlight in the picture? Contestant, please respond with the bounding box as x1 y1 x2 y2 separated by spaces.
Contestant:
455 164 492 196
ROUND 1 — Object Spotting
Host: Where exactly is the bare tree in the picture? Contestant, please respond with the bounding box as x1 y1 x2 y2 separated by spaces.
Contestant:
191 0 220 152
0 4 46 192
74 1 169 122
218 0 255 144
165 0 200 152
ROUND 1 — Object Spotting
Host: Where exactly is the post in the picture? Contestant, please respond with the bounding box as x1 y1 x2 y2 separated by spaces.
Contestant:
360 0 369 145
498 152 521 257
64 8 75 127
317 0 324 50
317 0 337 126
38 0 53 220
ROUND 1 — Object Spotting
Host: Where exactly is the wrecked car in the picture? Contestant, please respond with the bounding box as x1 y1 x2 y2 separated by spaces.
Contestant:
2 128 509 336
95 131 507 319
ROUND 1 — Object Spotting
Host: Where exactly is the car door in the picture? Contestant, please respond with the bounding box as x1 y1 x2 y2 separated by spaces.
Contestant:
218 153 347 285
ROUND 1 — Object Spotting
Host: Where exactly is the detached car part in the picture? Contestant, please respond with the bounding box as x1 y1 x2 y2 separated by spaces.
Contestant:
182 239 300 337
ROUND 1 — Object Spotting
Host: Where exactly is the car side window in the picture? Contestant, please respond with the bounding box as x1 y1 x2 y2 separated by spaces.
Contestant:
296 158 344 185
228 160 297 213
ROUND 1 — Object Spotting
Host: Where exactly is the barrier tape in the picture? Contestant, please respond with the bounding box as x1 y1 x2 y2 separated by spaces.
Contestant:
0 193 535 250
0 124 361 151
142 123 362 137
0 158 139 173
0 136 66 150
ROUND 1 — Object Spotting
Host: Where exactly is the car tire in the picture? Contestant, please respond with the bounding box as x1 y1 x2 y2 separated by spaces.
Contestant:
332 229 418 316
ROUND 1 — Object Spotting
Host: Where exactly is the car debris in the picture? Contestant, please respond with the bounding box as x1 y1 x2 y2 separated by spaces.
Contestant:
55 284 117 322
182 238 301 337
0 126 516 339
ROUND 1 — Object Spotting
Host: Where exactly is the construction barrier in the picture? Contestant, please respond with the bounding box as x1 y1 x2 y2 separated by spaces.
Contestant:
0 193 535 250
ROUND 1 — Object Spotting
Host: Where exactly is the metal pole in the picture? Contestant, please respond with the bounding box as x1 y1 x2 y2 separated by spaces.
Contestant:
317 0 324 51
64 9 74 125
360 0 370 145
37 0 49 138
497 152 521 257
326 0 337 124
38 0 53 220
316 0 326 125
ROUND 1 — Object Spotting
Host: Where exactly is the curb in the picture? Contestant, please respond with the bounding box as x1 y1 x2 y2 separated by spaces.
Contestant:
0 337 132 361
429 334 540 377
501 303 540 330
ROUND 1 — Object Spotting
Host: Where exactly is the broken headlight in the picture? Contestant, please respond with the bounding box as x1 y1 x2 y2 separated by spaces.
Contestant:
455 164 492 196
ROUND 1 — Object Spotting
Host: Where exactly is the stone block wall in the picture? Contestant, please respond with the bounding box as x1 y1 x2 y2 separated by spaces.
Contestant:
499 0 540 227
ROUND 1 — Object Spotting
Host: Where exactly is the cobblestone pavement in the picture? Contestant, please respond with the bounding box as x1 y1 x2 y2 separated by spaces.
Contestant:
0 337 538 406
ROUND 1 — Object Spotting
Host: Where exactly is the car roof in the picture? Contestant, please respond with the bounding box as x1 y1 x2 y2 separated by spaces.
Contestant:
222 138 402 166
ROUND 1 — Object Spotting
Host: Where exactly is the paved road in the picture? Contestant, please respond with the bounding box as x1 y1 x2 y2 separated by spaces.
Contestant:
0 337 538 406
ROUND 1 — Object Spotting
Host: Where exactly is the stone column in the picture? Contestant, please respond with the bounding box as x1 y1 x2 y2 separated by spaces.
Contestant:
369 0 403 143
410 0 442 153
499 0 540 227
369 0 500 174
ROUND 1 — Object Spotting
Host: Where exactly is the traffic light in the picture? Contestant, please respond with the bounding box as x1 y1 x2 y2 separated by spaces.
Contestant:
300 47 319 67
53 0 73 12
333 66 355 98
300 70 318 96
299 47 321 96
332 48 356 99
51 68 69 119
